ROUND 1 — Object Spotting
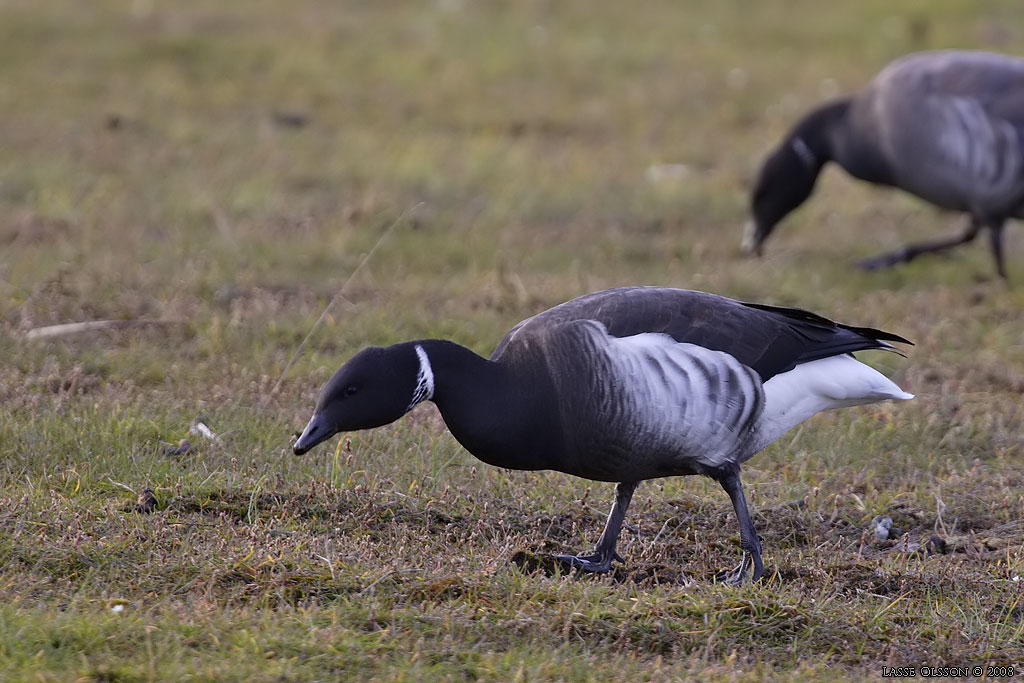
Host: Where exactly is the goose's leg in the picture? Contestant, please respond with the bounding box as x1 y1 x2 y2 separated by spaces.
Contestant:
556 481 639 573
987 221 1008 280
856 216 981 271
711 466 764 585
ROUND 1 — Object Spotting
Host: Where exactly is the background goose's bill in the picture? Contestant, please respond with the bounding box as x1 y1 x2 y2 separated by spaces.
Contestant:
741 220 765 256
293 412 335 455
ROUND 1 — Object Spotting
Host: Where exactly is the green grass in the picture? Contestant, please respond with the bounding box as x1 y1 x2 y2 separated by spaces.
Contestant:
3 0 1024 679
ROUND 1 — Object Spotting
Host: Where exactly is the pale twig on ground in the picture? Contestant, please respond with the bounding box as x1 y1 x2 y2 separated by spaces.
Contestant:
25 319 184 340
190 419 224 446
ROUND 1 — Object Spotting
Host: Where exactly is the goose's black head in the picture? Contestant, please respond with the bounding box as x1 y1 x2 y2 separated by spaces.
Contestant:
293 343 429 455
743 99 850 256
742 138 822 256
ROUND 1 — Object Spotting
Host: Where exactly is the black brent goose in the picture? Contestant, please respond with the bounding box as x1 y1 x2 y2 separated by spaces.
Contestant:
293 287 913 583
744 50 1024 279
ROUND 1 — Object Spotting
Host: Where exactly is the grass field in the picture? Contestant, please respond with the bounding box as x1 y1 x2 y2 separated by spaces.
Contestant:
3 0 1024 679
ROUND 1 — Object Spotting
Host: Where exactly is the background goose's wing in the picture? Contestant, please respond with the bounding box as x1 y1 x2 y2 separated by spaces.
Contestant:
492 287 909 382
867 51 1024 207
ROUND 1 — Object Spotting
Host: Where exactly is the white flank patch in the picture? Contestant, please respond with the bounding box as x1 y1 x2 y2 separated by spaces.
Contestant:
603 330 763 468
408 344 435 411
756 354 913 450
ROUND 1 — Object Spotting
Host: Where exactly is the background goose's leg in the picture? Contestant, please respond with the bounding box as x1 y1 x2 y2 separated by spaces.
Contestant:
556 480 639 573
711 466 764 585
987 221 1008 279
856 216 982 271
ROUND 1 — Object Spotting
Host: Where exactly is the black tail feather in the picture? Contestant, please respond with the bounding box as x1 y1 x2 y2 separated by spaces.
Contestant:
739 300 912 376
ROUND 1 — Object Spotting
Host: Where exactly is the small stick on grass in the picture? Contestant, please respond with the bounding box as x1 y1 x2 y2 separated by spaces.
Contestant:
25 319 184 340
190 419 223 446
107 479 137 494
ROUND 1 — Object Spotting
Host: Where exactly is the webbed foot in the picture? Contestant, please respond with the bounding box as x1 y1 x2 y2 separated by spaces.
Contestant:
856 249 908 271
714 554 763 586
554 549 625 573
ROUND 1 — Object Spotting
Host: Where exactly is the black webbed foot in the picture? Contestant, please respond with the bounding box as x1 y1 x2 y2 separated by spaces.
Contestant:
714 556 753 586
554 549 625 573
856 249 909 271
711 466 765 586
555 481 638 574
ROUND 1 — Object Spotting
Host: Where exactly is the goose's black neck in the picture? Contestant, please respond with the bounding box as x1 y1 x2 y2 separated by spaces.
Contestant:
415 339 565 472
789 98 850 170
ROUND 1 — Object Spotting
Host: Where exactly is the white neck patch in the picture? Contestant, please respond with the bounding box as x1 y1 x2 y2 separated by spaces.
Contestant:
791 137 817 168
407 344 435 412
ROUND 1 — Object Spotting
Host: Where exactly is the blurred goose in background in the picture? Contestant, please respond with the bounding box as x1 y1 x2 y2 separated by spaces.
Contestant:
293 287 913 584
744 50 1024 279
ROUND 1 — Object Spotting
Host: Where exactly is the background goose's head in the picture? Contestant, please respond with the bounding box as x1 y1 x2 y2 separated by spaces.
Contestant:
743 137 821 256
293 344 427 455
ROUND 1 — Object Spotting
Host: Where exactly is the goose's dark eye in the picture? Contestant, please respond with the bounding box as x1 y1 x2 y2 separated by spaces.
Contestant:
344 385 359 397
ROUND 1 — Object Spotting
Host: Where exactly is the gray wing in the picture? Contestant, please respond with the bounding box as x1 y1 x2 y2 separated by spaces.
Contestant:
491 287 908 382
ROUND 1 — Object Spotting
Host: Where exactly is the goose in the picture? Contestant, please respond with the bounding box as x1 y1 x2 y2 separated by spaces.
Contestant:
293 286 913 583
743 50 1024 279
